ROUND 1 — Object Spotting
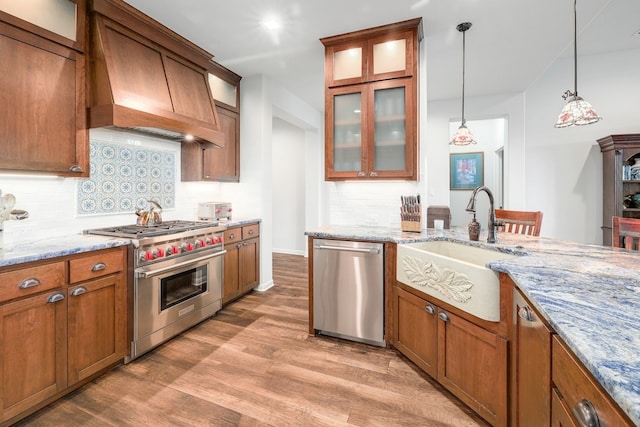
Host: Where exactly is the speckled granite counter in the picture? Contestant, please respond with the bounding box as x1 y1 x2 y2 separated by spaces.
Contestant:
306 225 640 426
0 234 131 268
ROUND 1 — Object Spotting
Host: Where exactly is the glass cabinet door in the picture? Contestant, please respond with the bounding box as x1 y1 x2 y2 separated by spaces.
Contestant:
373 85 406 171
332 91 363 173
367 79 415 178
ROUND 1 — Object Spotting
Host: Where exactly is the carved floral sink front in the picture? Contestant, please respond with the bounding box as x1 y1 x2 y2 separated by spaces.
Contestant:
396 240 517 322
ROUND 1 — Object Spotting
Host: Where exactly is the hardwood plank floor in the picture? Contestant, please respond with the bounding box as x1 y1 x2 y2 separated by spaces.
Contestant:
15 253 488 427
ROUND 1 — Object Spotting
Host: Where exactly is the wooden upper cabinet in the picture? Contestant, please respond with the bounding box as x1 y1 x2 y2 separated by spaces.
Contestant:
0 0 85 51
0 21 88 176
182 60 242 182
321 18 422 181
322 20 420 88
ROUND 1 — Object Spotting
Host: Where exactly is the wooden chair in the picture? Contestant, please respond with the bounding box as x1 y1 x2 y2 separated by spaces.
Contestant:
612 216 640 250
494 209 543 237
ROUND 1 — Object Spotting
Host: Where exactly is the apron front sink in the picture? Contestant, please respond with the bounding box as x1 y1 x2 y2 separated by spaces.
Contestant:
396 241 518 322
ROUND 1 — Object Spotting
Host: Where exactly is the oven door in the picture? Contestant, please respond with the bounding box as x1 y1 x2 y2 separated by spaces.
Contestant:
134 250 225 341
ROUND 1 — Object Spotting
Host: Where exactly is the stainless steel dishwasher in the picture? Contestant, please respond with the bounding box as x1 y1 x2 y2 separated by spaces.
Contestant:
312 239 385 347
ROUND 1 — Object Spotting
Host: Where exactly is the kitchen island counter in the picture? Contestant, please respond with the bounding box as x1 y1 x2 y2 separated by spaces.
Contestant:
306 225 640 426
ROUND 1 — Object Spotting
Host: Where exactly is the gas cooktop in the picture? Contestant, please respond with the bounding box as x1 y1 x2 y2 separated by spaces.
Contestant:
84 220 220 239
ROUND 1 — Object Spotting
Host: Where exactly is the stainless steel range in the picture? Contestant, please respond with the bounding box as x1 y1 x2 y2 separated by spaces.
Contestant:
85 220 226 362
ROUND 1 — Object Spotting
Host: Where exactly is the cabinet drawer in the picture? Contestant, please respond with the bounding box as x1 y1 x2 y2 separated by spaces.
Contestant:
0 261 66 303
552 336 633 426
224 227 242 244
242 224 259 239
69 248 125 284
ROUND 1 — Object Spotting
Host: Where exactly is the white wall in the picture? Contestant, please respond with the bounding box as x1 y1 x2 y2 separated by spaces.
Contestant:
524 48 640 243
272 117 306 255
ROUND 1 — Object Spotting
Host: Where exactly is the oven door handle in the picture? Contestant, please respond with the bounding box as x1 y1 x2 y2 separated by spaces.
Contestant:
136 250 227 279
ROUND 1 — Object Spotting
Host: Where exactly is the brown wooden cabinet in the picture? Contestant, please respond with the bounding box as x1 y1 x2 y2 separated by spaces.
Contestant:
67 249 127 384
511 286 552 427
552 336 634 427
597 134 640 245
0 19 88 176
0 289 68 422
222 223 260 304
392 282 507 426
0 246 128 425
392 286 438 378
321 18 422 181
182 61 241 182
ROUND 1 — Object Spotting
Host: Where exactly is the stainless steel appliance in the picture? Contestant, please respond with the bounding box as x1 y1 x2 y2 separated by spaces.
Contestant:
85 220 226 362
198 202 232 222
312 239 385 347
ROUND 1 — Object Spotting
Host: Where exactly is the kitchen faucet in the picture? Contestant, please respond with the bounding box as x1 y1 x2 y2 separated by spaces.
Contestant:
466 186 498 243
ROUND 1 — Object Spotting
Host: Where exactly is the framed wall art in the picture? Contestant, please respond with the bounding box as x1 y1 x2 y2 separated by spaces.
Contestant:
450 152 484 190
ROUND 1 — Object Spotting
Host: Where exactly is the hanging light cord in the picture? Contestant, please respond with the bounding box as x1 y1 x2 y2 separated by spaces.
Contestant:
564 0 578 100
459 23 468 125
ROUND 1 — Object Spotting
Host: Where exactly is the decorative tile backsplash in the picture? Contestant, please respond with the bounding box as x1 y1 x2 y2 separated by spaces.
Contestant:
77 140 176 215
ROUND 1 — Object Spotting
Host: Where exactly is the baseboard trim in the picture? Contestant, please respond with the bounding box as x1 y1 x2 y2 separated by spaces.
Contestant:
254 279 274 292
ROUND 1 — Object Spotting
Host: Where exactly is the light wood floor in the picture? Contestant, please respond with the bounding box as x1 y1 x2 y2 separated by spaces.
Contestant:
16 253 488 427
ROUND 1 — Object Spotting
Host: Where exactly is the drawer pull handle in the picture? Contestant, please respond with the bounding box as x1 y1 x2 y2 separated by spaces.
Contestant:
230 233 235 239
71 287 87 297
518 306 535 322
68 165 84 173
572 399 600 427
248 229 254 235
437 311 450 322
47 292 65 303
424 304 435 315
18 278 41 289
91 262 107 271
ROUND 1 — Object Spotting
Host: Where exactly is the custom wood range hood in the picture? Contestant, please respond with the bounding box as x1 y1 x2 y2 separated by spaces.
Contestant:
87 0 224 147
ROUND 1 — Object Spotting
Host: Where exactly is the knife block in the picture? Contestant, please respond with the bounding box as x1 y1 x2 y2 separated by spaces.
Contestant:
401 206 422 232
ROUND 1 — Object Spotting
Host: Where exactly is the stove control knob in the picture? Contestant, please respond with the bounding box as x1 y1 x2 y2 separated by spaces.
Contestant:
186 242 195 251
144 251 154 261
216 236 223 244
157 248 165 258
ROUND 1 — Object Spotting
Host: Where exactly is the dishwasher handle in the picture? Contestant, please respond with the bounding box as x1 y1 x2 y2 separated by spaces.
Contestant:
315 244 381 255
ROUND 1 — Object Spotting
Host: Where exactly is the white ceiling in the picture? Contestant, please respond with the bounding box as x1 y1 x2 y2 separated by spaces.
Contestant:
124 0 640 112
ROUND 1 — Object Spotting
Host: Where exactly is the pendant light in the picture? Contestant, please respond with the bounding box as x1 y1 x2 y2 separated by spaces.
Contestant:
451 22 477 146
554 0 602 128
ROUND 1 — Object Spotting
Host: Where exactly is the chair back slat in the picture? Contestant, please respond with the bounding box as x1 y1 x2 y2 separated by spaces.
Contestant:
612 217 640 251
495 209 543 237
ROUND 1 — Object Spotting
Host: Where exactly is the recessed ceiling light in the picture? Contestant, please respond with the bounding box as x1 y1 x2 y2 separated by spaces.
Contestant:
262 18 281 31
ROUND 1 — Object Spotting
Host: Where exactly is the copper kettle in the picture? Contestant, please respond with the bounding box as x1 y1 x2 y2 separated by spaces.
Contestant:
135 200 163 226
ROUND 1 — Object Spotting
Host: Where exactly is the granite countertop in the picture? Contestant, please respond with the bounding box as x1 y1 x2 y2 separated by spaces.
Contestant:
0 234 131 268
306 225 640 426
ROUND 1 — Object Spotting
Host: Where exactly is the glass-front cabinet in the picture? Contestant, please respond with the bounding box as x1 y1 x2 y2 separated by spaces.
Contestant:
327 79 415 179
322 18 422 181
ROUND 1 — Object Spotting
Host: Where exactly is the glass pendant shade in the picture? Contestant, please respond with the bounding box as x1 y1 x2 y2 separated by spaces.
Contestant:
451 123 476 145
450 22 476 146
554 95 602 127
554 0 602 128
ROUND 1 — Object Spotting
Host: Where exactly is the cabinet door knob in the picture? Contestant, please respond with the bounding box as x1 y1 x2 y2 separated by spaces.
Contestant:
68 165 84 173
423 304 435 315
572 399 600 427
70 286 87 297
248 229 254 235
91 262 107 271
18 277 41 289
47 292 65 303
437 311 450 322
518 306 535 322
